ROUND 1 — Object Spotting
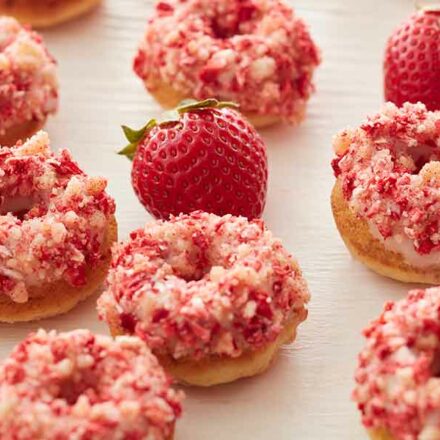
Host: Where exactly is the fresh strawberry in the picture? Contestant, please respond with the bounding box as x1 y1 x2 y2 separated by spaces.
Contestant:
384 8 439 111
119 99 268 220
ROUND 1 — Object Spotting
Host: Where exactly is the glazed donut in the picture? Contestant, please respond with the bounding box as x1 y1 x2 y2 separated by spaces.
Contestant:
331 102 440 284
98 211 310 387
0 0 102 28
133 0 320 128
353 287 440 440
0 131 117 323
0 329 183 440
0 16 58 146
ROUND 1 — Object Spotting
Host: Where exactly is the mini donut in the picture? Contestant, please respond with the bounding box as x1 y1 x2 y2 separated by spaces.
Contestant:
0 16 58 146
0 329 183 439
0 0 102 28
0 131 117 323
98 211 310 387
331 102 440 284
133 0 320 128
353 287 440 440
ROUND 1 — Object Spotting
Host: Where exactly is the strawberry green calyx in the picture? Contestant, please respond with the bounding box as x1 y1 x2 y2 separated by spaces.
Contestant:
118 99 240 161
119 120 156 160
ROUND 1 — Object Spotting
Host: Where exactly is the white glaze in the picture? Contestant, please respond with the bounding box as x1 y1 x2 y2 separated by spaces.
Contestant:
369 222 440 268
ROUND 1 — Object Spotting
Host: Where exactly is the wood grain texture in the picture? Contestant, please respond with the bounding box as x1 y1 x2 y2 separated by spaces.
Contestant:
0 1 416 438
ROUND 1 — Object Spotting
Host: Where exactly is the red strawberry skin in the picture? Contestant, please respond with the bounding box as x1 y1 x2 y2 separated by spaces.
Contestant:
131 107 268 220
384 10 440 111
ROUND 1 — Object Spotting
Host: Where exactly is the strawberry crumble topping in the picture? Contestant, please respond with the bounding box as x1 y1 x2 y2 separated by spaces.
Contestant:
134 0 320 122
353 288 440 440
0 329 183 440
98 211 310 360
332 102 440 261
0 16 58 134
0 131 115 303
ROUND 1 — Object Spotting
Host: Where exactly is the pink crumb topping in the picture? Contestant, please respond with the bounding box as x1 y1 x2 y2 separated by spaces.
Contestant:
134 0 320 122
353 288 440 440
0 329 183 440
98 211 310 360
0 131 115 303
332 102 440 256
0 16 58 134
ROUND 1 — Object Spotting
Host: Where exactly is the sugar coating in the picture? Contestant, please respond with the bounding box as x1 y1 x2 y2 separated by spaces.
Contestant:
134 0 320 122
98 211 310 360
0 17 58 134
0 131 115 303
353 288 440 440
332 102 440 257
0 329 183 440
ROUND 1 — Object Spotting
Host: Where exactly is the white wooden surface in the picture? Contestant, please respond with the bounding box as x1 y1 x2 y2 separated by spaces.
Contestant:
0 1 417 438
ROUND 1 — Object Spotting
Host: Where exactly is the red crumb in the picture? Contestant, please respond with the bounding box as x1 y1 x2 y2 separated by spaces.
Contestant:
133 0 320 122
0 17 58 135
98 211 310 360
0 132 115 303
0 329 183 439
332 102 440 257
353 288 440 439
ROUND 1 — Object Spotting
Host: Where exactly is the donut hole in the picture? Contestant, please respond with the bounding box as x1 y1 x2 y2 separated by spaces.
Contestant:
0 195 37 219
57 380 90 405
211 18 239 39
153 220 262 286
169 250 211 282
164 234 220 283
168 244 238 285
55 370 99 405
412 151 437 175
397 142 440 175
413 156 430 174
176 268 208 283
209 5 259 39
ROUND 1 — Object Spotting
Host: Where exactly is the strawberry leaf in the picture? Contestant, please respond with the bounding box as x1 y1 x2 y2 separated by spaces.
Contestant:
118 143 137 160
122 119 157 143
119 119 157 160
122 126 143 143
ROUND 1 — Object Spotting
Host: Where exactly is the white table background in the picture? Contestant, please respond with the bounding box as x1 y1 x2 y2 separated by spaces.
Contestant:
0 0 418 438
